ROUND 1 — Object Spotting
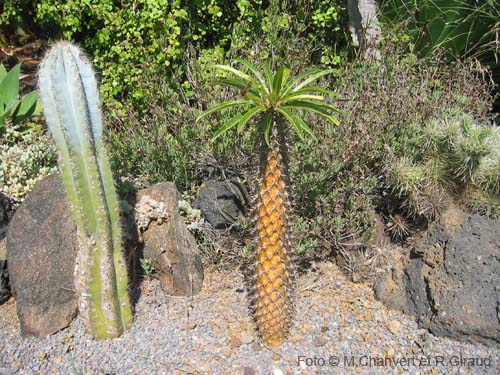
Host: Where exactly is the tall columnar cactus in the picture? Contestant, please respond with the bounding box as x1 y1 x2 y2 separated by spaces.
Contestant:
197 60 340 345
38 42 133 339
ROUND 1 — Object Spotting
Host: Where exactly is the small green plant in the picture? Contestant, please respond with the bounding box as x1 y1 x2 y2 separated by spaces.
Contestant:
0 63 40 135
38 41 133 339
140 258 154 280
178 199 204 232
197 59 340 345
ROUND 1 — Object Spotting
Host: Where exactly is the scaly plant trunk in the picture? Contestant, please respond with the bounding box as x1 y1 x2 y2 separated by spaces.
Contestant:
252 117 295 346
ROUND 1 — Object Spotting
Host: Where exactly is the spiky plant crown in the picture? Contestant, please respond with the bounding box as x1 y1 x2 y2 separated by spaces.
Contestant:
196 59 340 145
197 59 340 345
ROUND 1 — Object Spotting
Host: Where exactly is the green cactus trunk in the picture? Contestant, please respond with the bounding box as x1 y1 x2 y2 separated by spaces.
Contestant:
39 42 133 339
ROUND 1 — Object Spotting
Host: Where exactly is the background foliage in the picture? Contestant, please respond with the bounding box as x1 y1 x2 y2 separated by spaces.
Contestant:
1 0 348 112
1 0 499 272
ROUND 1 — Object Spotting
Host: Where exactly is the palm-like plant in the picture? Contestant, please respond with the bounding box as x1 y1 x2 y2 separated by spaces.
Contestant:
197 60 340 345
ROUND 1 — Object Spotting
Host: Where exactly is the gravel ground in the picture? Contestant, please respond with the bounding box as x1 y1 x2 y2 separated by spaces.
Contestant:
0 261 498 375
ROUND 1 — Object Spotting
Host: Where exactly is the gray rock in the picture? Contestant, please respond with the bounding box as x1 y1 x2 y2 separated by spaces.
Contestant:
375 206 500 347
347 0 381 60
373 259 409 312
193 179 248 229
134 182 203 296
6 174 78 337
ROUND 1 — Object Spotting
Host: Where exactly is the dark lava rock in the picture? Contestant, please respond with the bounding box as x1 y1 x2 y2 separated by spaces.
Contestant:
0 193 15 304
0 192 13 232
6 174 78 337
134 182 203 296
0 238 9 304
193 179 248 229
375 206 500 347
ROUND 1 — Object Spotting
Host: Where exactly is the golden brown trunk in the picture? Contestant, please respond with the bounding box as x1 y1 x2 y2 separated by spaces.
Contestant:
252 120 294 346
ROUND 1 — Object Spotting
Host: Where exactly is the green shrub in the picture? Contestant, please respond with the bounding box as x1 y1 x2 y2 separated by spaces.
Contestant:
0 0 38 36
107 109 201 191
106 76 259 195
2 0 348 114
35 0 190 112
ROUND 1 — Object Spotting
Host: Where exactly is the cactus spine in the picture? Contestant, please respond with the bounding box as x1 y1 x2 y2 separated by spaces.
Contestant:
252 119 294 346
38 42 133 339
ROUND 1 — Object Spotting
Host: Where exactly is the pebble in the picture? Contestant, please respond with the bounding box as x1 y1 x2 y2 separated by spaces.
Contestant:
199 361 211 373
313 335 327 347
229 336 242 349
289 334 303 343
240 332 255 344
387 319 403 336
223 346 233 357
242 366 256 375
